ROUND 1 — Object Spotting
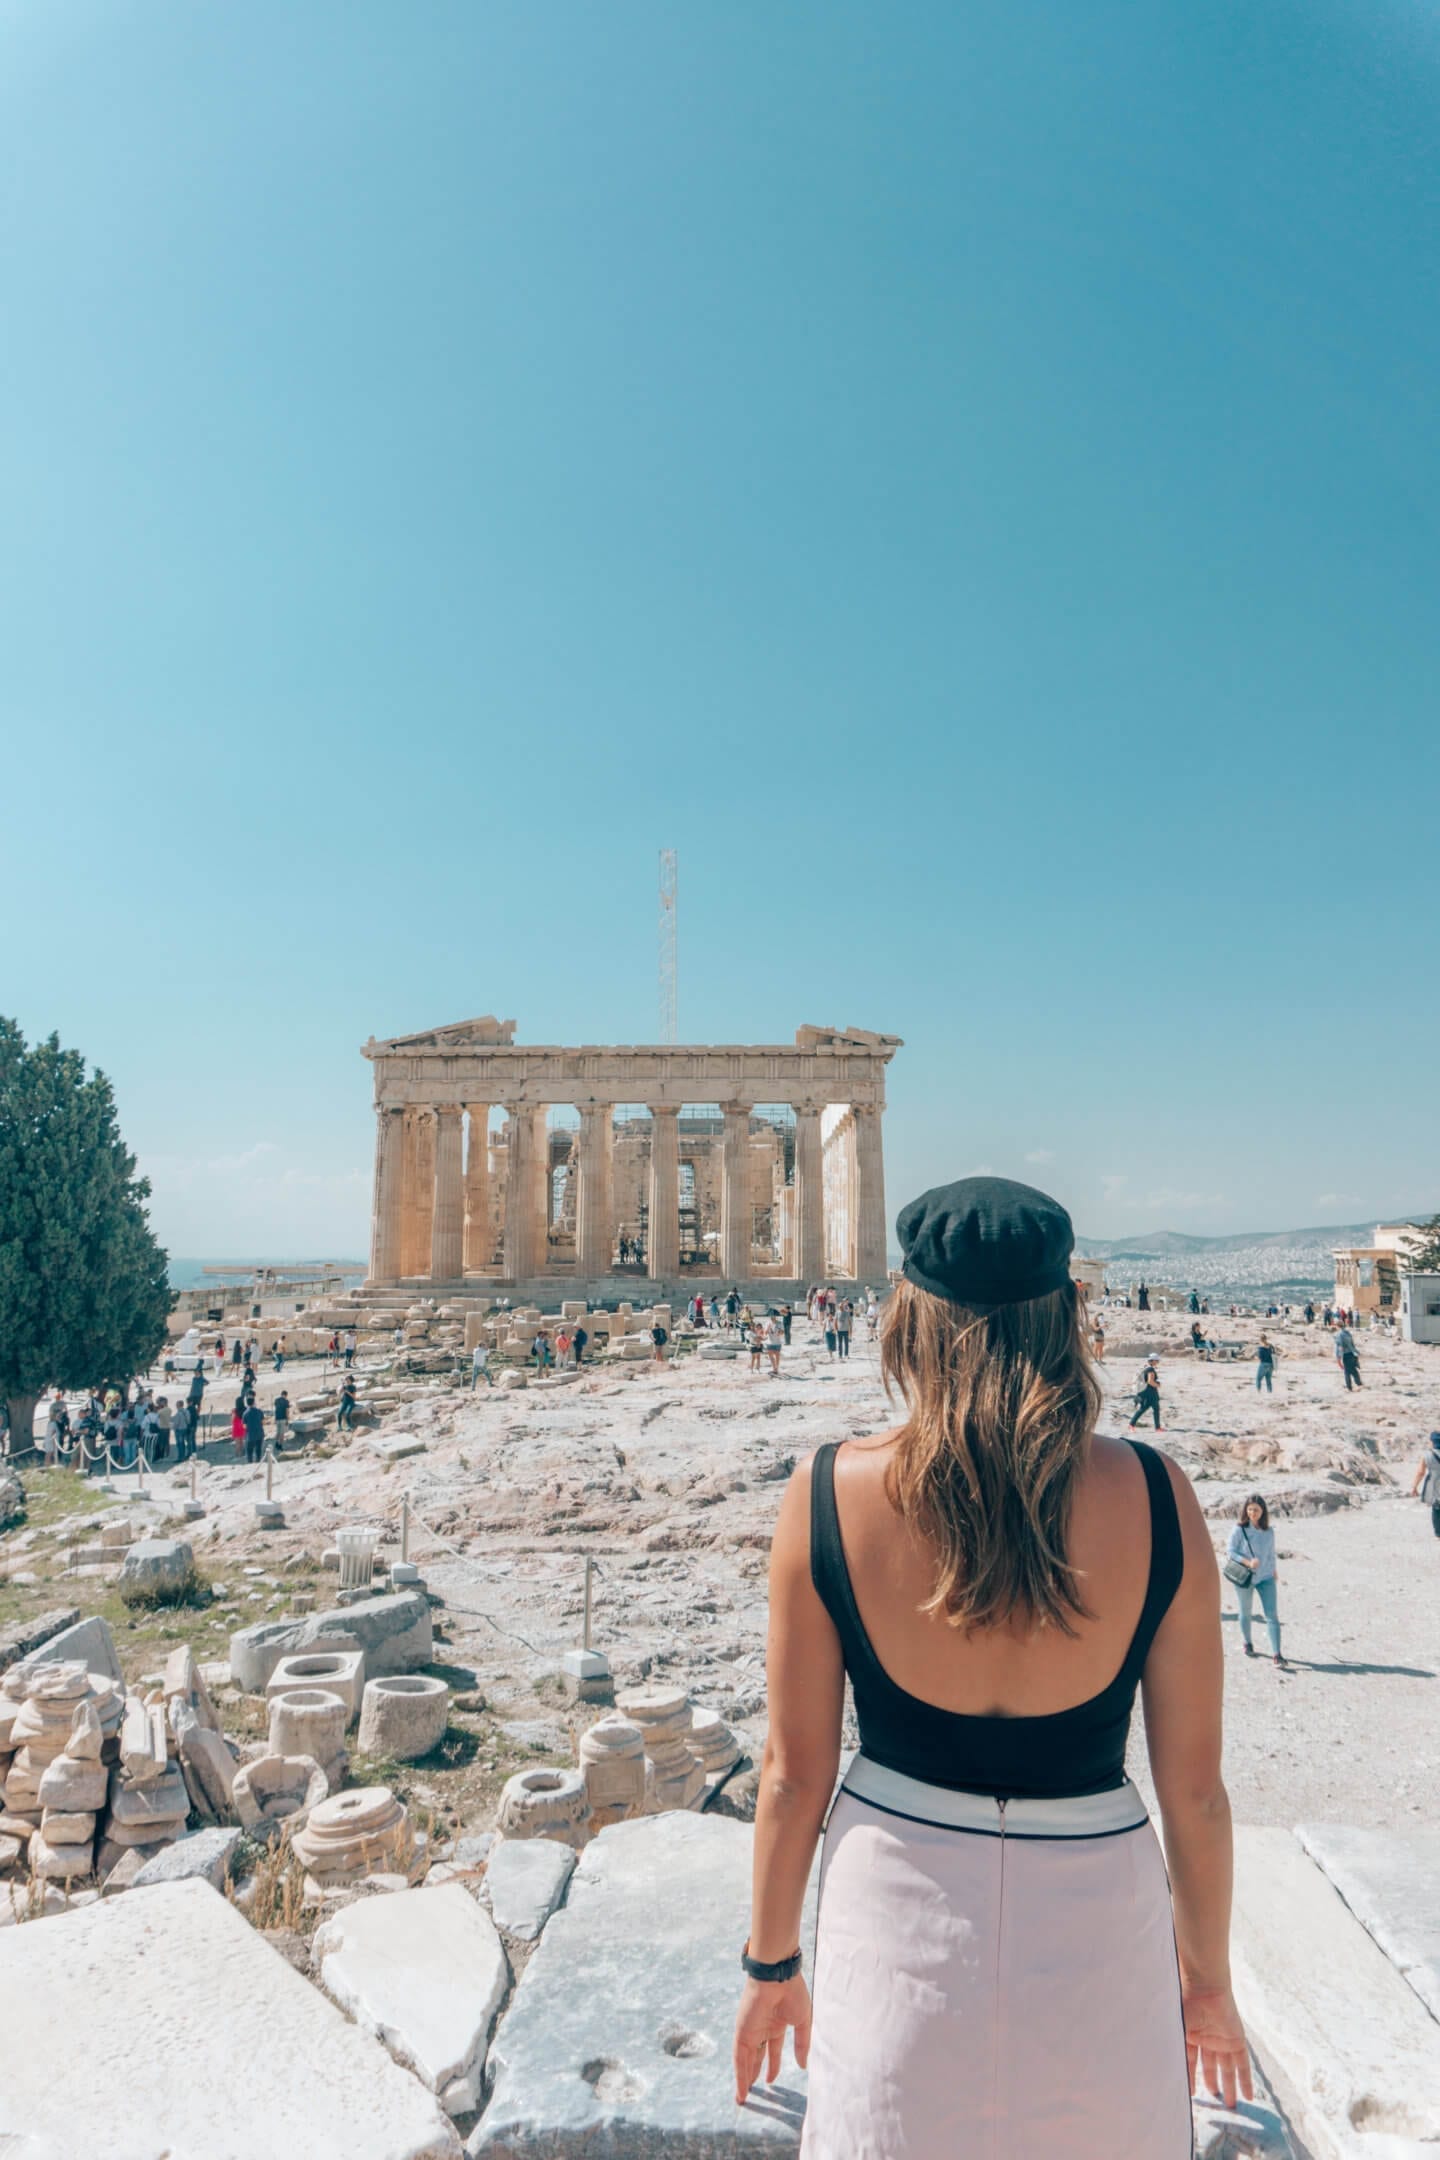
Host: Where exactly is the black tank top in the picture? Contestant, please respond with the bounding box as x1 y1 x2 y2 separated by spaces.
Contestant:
810 1438 1184 1801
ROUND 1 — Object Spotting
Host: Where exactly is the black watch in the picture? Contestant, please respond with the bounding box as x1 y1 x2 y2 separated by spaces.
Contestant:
741 1941 803 1983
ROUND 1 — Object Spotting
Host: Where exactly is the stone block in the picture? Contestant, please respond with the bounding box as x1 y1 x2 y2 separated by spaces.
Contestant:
231 1592 430 1692
0 1608 81 1680
471 1814 813 2156
119 1538 195 1597
483 1837 576 1942
268 1648 366 1724
132 1825 242 1890
36 1750 108 1815
109 1766 190 1828
39 1810 97 1844
175 1711 238 1815
1297 1821 1440 2022
367 1431 428 1462
1231 1825 1440 2159
12 1614 121 1688
559 1648 613 1704
0 1879 463 2157
357 1675 450 1762
28 1831 93 1881
254 1499 286 1527
315 1882 510 2117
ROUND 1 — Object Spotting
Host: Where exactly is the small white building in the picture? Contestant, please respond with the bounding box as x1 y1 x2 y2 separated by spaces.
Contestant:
1401 1272 1440 1347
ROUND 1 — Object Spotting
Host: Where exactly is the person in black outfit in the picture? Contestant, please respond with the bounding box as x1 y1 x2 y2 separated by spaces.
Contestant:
243 1400 265 1464
1129 1358 1163 1430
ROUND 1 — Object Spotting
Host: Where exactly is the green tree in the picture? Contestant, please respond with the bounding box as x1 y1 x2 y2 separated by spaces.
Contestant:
1403 1213 1440 1275
0 1019 170 1456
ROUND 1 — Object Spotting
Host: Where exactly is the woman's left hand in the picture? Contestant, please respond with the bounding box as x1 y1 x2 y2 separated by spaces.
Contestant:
733 1975 812 2102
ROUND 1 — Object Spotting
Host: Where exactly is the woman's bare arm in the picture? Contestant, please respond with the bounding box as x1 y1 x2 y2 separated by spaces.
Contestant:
1141 1458 1252 2106
750 1455 844 1956
734 1454 845 2101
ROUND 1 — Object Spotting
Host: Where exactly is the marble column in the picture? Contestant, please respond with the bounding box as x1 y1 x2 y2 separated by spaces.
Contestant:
411 1110 437 1277
430 1106 465 1281
793 1103 825 1284
502 1106 545 1281
368 1105 405 1283
720 1103 750 1283
853 1103 888 1284
532 1113 553 1272
575 1104 614 1276
463 1105 492 1272
400 1109 423 1277
647 1106 680 1279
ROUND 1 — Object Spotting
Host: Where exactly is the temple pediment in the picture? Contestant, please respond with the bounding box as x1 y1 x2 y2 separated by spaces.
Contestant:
365 1015 518 1054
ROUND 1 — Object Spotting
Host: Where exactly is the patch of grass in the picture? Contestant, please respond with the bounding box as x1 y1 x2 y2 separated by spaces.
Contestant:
2 1466 118 1535
118 1568 213 1613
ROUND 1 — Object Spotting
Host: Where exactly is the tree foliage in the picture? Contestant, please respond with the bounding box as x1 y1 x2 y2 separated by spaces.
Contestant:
1403 1213 1440 1276
0 1018 170 1406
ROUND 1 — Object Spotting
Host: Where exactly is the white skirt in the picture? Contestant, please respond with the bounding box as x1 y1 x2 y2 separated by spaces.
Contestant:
801 1757 1193 2160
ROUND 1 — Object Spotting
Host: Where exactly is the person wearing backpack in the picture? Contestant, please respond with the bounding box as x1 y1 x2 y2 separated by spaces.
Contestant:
1411 1434 1440 1539
651 1321 669 1365
1225 1495 1285 1666
1254 1337 1276 1393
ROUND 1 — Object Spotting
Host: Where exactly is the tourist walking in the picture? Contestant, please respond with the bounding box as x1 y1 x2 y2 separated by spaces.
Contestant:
1410 1434 1440 1538
780 1301 793 1347
764 1316 784 1376
273 1390 290 1451
231 1338 243 1370
1091 1313 1106 1361
1254 1336 1276 1392
471 1342 493 1389
42 1400 63 1465
555 1326 573 1370
172 1400 192 1462
532 1328 554 1372
835 1302 851 1361
1225 1495 1285 1666
273 1337 286 1373
573 1323 589 1366
748 1325 765 1374
343 1328 356 1368
823 1308 838 1360
1137 1279 1151 1312
230 1403 246 1457
1334 1324 1362 1390
1129 1356 1163 1431
243 1399 265 1465
651 1320 669 1365
336 1378 357 1432
734 1176 1248 2152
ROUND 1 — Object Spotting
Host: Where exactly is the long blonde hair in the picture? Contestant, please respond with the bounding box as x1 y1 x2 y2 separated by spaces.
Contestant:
880 1276 1101 1635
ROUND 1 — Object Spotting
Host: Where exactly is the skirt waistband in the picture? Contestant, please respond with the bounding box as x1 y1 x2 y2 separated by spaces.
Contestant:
840 1754 1150 1839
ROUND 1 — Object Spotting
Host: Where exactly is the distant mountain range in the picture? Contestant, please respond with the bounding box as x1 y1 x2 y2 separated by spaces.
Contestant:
166 1257 366 1291
1073 1220 1388 1300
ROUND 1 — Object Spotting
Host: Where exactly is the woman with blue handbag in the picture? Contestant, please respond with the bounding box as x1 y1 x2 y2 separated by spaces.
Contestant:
1225 1495 1285 1666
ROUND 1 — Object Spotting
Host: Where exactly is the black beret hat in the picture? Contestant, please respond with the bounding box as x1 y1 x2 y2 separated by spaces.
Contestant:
897 1176 1075 1308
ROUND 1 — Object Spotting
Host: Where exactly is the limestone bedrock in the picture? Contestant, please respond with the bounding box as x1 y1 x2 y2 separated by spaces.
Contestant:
483 1837 576 1942
471 1813 816 2157
0 1878 462 2159
314 1882 510 2118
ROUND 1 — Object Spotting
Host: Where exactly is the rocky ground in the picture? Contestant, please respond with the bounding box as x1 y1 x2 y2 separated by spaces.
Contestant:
5 1305 1434 1835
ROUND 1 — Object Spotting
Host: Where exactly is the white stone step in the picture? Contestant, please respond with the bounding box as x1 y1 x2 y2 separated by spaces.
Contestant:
1231 1826 1440 2160
1298 1822 1440 2022
0 1876 461 2158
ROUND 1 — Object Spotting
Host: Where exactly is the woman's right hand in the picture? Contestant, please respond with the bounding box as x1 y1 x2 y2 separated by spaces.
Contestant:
733 1974 812 2102
1181 1982 1253 2107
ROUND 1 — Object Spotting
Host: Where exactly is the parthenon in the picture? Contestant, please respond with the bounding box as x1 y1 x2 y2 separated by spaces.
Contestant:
362 1017 901 1293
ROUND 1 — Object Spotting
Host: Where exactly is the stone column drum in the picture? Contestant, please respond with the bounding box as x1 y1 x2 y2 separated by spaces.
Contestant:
356 1675 449 1763
646 1106 680 1279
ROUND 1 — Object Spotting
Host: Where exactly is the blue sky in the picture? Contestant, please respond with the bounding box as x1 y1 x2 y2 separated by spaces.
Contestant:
4 1 1438 1256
